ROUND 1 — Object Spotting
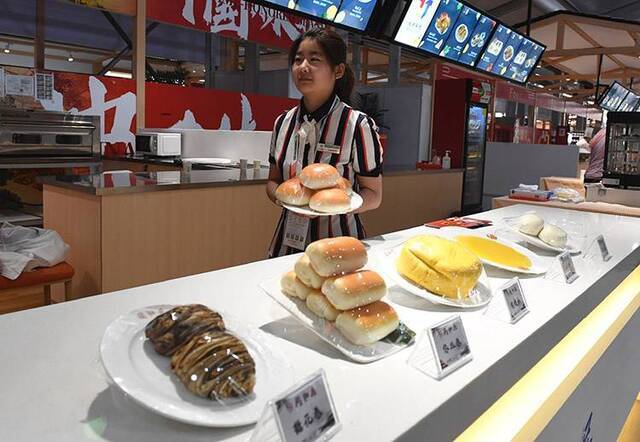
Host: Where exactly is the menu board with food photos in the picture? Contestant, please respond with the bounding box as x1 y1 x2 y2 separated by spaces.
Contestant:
512 41 545 83
617 89 640 112
457 14 496 67
261 0 379 32
475 24 511 72
491 29 523 75
599 82 631 111
418 0 463 54
393 0 496 68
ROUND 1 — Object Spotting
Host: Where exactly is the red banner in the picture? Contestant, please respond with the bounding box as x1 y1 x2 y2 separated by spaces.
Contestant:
0 66 296 156
145 82 297 131
147 0 319 49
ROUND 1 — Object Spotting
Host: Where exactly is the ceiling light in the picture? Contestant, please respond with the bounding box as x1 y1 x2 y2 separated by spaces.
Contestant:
3 43 10 54
587 100 595 105
561 92 572 98
192 70 196 74
67 53 74 62
105 70 132 79
536 83 544 88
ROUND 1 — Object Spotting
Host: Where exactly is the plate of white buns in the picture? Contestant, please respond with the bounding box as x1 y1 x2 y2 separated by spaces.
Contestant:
259 236 415 363
504 213 581 254
276 164 363 216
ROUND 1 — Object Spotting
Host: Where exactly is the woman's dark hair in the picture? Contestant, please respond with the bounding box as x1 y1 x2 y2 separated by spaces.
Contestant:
289 28 355 105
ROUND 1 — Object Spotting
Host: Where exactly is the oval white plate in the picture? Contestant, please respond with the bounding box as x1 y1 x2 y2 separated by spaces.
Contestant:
281 192 363 217
451 234 549 275
100 305 293 427
377 244 493 308
504 222 581 255
259 277 415 363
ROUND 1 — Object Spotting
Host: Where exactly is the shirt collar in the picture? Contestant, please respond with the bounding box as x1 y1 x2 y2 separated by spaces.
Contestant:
298 94 339 124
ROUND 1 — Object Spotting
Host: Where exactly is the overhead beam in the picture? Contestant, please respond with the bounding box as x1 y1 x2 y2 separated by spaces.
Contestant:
34 0 45 70
565 21 627 70
134 0 146 131
544 46 640 57
556 17 565 50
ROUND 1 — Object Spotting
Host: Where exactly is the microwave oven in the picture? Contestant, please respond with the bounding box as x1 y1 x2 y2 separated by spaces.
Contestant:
136 132 181 156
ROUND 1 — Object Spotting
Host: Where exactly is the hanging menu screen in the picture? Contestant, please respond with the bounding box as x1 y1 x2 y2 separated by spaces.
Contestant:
599 82 630 111
393 0 496 68
476 24 544 83
262 0 379 32
617 89 640 112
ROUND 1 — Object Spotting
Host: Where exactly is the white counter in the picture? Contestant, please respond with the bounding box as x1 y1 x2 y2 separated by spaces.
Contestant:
1 204 639 441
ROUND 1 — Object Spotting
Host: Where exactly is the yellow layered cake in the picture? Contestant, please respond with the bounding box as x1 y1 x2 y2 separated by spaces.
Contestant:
455 235 532 271
396 235 482 299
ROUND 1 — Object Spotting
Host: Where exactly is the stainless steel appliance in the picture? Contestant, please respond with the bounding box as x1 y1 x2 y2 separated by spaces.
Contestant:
0 109 100 162
135 132 181 157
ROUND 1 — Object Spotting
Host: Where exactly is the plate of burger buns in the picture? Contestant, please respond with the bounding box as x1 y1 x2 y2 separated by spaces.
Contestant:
275 163 363 216
260 237 415 363
100 305 293 427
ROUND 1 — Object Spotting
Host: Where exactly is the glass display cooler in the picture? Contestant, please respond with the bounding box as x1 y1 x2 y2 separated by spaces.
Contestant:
602 112 640 188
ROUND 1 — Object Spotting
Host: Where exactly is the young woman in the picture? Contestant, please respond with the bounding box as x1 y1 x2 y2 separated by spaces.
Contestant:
266 28 383 258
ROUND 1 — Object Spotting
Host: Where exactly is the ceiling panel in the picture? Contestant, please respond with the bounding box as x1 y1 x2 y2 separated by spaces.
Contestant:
576 23 636 47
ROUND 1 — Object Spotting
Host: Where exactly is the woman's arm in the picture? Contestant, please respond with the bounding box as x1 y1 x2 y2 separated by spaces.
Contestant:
354 174 382 214
266 164 283 204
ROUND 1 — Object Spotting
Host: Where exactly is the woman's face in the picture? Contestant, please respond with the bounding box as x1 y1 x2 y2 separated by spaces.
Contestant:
292 38 344 98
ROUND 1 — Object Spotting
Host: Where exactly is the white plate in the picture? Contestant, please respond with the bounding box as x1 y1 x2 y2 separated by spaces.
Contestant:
100 305 293 428
281 193 363 217
259 278 415 364
503 220 581 255
445 232 548 275
375 244 493 308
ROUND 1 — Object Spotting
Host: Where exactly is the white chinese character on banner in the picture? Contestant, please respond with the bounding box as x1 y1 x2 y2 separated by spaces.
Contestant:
211 0 248 39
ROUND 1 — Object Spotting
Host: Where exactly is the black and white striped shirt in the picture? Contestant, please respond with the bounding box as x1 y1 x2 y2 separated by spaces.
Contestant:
268 95 383 258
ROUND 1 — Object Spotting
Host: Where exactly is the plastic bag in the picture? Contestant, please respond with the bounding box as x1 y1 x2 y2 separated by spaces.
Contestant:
551 187 585 203
0 223 70 280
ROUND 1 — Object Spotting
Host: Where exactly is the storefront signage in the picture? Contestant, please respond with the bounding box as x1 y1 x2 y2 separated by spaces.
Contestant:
596 235 612 262
501 277 529 323
559 252 579 284
148 0 319 49
254 370 341 442
427 315 472 378
495 81 535 105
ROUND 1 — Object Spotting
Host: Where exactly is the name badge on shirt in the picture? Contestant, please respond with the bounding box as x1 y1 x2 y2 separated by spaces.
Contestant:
282 212 310 251
317 143 341 154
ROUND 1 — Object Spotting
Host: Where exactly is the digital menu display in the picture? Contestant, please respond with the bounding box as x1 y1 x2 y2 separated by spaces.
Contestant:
440 5 480 61
599 82 630 111
418 0 463 54
476 24 511 72
295 0 342 20
512 42 544 83
334 0 377 31
392 0 544 83
457 14 495 66
490 28 523 75
394 0 496 67
618 89 640 112
394 0 443 48
262 0 379 32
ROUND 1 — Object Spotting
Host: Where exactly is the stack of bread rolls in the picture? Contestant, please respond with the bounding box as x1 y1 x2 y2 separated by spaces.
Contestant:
275 164 353 213
280 236 400 346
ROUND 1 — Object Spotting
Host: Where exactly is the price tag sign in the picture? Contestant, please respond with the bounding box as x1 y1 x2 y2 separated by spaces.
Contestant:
282 213 310 251
501 278 529 323
427 315 472 378
559 252 579 284
596 235 612 262
272 370 340 442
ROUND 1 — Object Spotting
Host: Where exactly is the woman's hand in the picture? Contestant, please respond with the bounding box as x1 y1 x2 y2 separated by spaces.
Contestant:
266 164 283 205
354 175 382 214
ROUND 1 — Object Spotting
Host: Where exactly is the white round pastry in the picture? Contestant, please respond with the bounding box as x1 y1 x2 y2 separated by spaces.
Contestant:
294 254 325 289
308 188 350 213
306 293 340 321
280 271 317 301
334 177 353 196
305 236 368 277
299 163 341 190
518 213 545 236
334 301 399 346
275 177 315 206
322 270 387 310
538 224 567 248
